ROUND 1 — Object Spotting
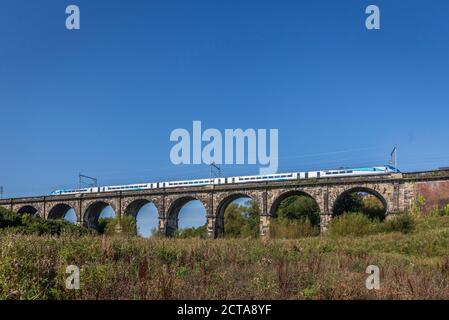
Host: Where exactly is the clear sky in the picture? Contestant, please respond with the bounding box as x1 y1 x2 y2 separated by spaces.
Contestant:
1 1 449 232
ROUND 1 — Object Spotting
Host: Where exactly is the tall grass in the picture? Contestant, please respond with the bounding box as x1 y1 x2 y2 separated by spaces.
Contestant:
270 218 319 239
328 212 416 237
1 207 449 299
1 214 449 299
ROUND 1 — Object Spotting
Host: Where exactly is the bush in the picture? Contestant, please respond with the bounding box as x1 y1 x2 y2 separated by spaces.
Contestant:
224 202 259 239
0 207 22 228
0 208 91 236
173 225 207 238
98 215 137 236
443 204 449 216
275 196 320 226
329 212 416 237
380 214 415 234
270 218 319 239
428 204 449 217
328 213 376 237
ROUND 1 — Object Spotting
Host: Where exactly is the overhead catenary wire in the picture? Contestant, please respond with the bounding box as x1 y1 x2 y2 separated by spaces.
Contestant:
4 146 449 198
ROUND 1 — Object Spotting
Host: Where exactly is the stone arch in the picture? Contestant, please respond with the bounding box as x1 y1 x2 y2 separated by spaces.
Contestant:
214 193 260 238
123 198 161 237
124 198 160 218
46 201 80 221
165 196 208 236
269 190 320 217
83 200 117 229
331 186 388 218
17 205 38 216
47 203 75 220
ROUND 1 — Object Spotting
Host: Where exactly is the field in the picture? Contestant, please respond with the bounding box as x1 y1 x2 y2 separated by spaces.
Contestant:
1 213 449 300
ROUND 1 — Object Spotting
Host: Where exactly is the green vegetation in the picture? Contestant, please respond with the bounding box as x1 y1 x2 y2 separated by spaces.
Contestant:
0 207 91 236
98 215 137 236
274 195 320 225
1 196 449 299
0 212 449 299
173 224 207 238
333 192 385 220
223 200 260 238
171 199 261 239
270 195 320 238
328 212 415 237
270 218 319 239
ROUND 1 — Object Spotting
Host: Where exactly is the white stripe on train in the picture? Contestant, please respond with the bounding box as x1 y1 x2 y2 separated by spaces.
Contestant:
50 165 399 195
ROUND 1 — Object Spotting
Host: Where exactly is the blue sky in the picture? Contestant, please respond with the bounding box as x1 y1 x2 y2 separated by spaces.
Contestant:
1 1 449 234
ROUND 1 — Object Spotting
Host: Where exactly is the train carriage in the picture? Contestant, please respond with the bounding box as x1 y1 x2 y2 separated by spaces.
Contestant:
50 165 398 195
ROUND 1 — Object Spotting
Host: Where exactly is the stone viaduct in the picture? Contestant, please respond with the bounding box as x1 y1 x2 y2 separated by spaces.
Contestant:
1 170 449 238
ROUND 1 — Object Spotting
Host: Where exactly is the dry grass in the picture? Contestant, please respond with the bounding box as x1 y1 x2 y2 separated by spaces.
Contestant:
1 215 449 300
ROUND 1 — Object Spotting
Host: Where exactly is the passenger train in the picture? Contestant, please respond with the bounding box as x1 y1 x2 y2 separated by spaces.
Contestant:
50 165 399 196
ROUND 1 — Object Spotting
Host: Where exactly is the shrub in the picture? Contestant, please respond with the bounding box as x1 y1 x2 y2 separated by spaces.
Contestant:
443 204 449 216
224 202 260 239
328 213 376 237
410 195 426 216
380 214 415 234
428 204 449 217
275 196 320 226
0 207 22 228
173 225 207 238
0 208 91 236
270 218 319 239
98 215 137 236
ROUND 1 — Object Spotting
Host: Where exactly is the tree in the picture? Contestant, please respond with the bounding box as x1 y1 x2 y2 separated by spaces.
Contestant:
275 195 320 226
362 196 385 220
174 224 207 238
332 193 364 217
333 193 385 221
224 200 260 238
98 215 137 236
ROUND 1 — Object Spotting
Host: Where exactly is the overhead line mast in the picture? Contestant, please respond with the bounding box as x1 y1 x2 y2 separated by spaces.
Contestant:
389 145 398 171
79 173 98 189
209 163 222 184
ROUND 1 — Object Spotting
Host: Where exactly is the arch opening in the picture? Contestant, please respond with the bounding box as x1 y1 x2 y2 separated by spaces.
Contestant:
17 205 38 216
84 201 116 229
48 204 77 224
166 197 207 237
269 191 321 238
64 209 77 224
332 187 388 221
215 194 260 239
125 199 159 238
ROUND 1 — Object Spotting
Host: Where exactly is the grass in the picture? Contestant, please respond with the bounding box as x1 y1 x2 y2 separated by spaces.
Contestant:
1 213 449 300
328 212 416 237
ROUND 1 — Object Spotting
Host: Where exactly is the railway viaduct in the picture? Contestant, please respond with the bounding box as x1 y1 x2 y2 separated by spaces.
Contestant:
1 170 449 238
